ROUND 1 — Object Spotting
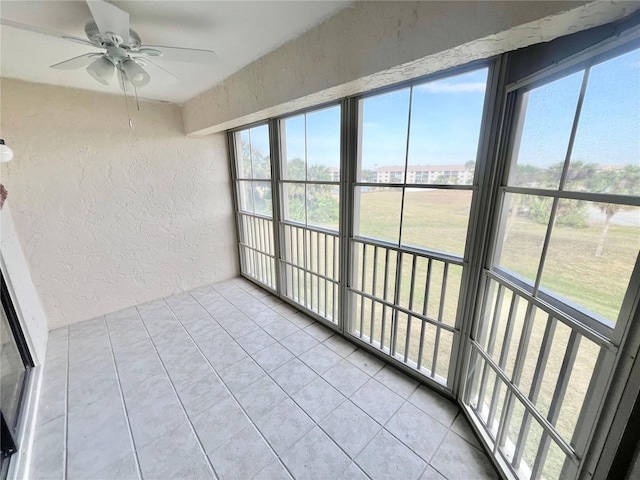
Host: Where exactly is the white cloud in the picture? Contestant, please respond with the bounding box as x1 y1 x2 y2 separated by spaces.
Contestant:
417 82 486 93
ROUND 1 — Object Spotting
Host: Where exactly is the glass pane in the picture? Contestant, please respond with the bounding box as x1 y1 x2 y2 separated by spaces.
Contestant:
252 181 272 217
436 329 453 380
282 115 306 181
509 71 583 189
355 187 402 244
236 130 252 179
281 183 305 223
248 125 271 179
542 439 569 480
1 306 27 432
237 180 254 213
307 106 341 181
401 189 472 255
495 193 552 282
307 184 340 231
566 48 640 194
407 68 487 185
359 89 410 182
540 200 640 325
533 320 571 419
556 336 600 443
517 309 553 399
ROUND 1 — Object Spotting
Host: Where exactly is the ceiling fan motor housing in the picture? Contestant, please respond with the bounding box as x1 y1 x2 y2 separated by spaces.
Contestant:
84 21 141 50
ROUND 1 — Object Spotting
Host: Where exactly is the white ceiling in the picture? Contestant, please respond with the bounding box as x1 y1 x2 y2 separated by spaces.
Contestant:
0 1 349 104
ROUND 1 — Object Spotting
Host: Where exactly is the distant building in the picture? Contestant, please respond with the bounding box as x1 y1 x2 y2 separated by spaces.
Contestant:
374 164 473 185
327 167 340 182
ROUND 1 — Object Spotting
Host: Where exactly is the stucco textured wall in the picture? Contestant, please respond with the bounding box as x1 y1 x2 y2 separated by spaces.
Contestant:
1 205 48 363
183 0 640 135
0 79 238 329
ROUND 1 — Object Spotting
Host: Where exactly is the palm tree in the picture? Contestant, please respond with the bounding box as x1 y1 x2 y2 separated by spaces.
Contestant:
587 165 640 256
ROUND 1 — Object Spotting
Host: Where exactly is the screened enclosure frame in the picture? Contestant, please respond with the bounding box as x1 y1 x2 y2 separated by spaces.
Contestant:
227 20 640 480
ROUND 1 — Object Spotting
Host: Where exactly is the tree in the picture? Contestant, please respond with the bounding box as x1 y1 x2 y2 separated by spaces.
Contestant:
462 161 475 185
240 140 271 179
360 169 376 182
282 158 340 226
586 165 640 256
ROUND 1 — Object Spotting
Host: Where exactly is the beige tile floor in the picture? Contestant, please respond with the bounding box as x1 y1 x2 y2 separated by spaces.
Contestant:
30 277 500 480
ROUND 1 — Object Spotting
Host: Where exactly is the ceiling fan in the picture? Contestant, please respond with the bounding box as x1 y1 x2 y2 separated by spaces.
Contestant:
2 0 218 90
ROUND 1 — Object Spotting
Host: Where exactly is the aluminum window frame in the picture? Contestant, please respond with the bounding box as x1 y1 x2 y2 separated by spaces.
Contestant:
461 33 640 480
228 122 279 292
277 103 343 324
349 60 495 389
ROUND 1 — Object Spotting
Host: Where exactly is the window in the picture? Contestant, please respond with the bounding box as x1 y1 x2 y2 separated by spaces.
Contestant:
350 67 489 385
279 105 342 322
465 45 640 480
232 125 276 289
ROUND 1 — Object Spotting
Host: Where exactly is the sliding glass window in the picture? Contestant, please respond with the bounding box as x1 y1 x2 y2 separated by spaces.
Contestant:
350 68 489 387
279 105 342 323
232 124 276 290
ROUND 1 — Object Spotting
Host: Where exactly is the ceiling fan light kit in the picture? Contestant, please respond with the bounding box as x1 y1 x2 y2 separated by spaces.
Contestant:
86 56 114 85
0 140 14 163
120 58 150 87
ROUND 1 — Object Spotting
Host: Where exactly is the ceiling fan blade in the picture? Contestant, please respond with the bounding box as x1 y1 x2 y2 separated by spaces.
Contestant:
133 57 179 85
86 0 130 42
139 45 218 64
62 35 97 47
0 18 95 46
50 53 101 70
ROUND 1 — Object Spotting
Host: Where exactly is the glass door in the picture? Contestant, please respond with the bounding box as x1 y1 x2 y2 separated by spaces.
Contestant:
0 273 33 474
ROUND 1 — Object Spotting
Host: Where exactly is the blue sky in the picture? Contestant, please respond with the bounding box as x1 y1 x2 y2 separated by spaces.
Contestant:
247 47 639 172
518 47 640 168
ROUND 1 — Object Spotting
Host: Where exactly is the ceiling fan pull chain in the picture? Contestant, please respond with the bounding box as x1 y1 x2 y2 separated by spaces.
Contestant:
120 69 133 128
134 85 140 112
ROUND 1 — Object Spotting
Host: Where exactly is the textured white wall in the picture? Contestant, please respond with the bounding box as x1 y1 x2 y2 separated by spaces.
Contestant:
0 205 48 363
183 0 640 135
0 79 238 329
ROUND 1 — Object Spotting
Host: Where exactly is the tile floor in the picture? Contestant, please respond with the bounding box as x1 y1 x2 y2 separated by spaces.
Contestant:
30 277 500 480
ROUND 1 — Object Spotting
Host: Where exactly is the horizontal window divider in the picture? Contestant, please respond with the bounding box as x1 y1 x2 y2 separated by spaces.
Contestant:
240 273 278 293
501 186 640 207
237 211 274 221
277 294 341 328
349 287 458 334
352 237 465 266
356 182 476 190
485 270 617 352
235 177 272 181
279 180 341 185
227 120 270 134
349 329 449 385
470 341 581 465
280 260 340 283
346 329 453 393
238 243 276 257
280 221 339 237
494 267 616 335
